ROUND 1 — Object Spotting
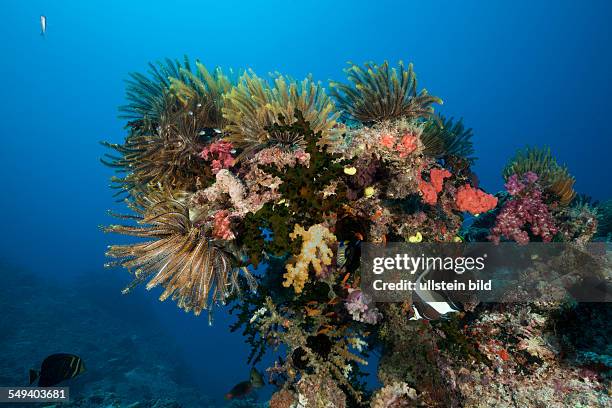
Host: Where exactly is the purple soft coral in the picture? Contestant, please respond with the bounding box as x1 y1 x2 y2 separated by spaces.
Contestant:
489 172 557 245
345 289 382 324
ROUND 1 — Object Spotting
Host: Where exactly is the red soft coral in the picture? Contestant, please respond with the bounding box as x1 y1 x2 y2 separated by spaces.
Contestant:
455 184 498 214
380 133 395 148
418 168 452 205
396 133 418 158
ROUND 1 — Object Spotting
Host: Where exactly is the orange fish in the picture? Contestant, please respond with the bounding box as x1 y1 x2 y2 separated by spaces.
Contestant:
305 307 322 317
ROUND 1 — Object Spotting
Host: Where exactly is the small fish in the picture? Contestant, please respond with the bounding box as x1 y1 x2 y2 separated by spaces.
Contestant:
29 354 85 387
249 367 264 388
336 241 348 268
40 15 47 36
225 368 264 399
197 128 223 138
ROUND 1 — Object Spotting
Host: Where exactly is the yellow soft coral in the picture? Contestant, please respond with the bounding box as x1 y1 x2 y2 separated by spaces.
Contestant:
283 224 337 293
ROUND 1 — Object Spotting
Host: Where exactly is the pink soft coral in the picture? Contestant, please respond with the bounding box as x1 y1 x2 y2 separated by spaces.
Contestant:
345 288 381 324
200 141 235 174
456 184 498 214
489 172 557 244
212 210 235 240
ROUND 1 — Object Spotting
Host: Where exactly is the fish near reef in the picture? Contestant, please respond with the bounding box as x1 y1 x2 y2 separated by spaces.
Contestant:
249 367 264 387
225 381 253 400
225 368 264 399
29 354 85 387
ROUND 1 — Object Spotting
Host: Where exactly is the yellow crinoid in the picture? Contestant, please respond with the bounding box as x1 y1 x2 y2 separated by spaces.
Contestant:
104 190 255 317
223 70 338 158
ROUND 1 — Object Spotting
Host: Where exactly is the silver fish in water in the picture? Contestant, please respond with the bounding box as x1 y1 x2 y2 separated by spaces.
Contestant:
40 15 47 36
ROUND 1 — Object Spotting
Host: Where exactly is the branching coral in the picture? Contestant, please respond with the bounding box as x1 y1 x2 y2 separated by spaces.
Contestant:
330 60 441 124
223 71 338 158
503 147 575 205
283 223 337 293
251 297 368 401
103 190 255 317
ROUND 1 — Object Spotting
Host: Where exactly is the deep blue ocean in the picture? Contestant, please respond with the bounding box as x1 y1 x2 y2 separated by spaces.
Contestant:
1 1 611 406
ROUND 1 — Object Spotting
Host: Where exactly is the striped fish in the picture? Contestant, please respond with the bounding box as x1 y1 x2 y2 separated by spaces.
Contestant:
411 267 459 320
29 353 86 387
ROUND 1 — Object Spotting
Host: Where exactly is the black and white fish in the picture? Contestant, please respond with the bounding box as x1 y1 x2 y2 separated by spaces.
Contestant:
412 266 459 320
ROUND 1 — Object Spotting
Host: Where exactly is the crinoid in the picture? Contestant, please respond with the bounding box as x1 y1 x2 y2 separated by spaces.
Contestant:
103 190 256 318
503 147 575 205
169 60 234 130
102 107 212 194
102 59 233 195
421 116 475 162
119 56 192 133
223 71 338 158
330 60 441 124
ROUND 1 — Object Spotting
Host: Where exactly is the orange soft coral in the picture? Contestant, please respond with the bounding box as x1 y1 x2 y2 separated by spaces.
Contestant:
418 168 452 205
455 184 498 215
283 224 336 293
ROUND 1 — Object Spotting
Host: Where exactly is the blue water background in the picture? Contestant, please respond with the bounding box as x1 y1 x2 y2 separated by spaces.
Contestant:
1 0 611 402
